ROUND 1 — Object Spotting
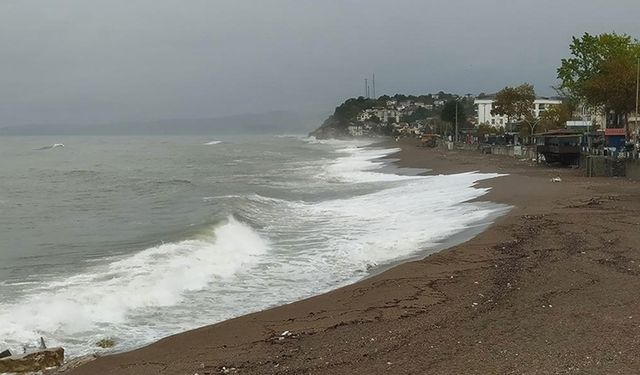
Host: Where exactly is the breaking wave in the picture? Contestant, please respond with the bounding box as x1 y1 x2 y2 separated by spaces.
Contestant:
0 216 269 355
0 138 508 358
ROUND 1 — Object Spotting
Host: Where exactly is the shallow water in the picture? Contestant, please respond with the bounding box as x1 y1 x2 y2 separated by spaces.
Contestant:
0 135 507 357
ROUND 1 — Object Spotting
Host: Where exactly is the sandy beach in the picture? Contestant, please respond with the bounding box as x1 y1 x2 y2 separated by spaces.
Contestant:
63 139 640 375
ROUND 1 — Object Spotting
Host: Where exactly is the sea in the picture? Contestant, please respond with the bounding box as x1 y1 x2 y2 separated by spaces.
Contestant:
0 134 508 358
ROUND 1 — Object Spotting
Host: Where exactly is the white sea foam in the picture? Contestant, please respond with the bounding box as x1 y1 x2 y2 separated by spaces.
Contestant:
308 172 504 268
321 146 411 183
239 173 506 283
0 216 269 355
303 136 373 147
202 140 222 145
35 143 65 150
0 139 508 359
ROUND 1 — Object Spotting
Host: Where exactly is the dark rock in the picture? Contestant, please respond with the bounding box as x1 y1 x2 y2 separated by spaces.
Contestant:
0 347 64 373
96 338 116 348
0 349 11 359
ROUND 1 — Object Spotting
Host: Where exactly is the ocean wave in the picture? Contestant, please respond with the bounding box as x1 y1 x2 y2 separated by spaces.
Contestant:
35 143 65 150
1 138 509 359
319 145 411 183
0 216 269 356
151 178 192 185
274 134 305 139
303 136 374 147
304 172 507 268
202 140 222 145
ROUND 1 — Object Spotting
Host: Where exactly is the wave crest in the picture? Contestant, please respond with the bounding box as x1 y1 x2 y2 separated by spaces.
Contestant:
0 216 269 355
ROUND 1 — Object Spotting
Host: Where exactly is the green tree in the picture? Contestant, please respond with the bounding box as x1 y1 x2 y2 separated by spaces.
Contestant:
477 123 501 136
557 32 640 133
557 32 639 100
583 56 637 128
333 97 377 125
401 107 431 123
369 114 381 124
440 100 464 125
538 101 574 132
491 84 536 134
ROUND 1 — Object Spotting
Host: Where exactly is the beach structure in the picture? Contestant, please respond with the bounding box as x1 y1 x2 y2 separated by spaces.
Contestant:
535 129 581 165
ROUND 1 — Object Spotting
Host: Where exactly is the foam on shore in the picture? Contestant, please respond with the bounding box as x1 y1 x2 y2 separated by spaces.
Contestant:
0 139 507 357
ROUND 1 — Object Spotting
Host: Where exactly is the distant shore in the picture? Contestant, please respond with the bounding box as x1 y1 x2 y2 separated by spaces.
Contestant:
64 138 640 374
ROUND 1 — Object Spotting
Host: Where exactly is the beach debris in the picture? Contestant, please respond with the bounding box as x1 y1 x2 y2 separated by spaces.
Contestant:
0 349 11 359
218 366 238 374
0 347 64 373
267 330 299 344
96 338 116 348
550 176 562 183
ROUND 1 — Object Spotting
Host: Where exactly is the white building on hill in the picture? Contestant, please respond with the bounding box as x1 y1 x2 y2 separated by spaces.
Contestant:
475 97 562 128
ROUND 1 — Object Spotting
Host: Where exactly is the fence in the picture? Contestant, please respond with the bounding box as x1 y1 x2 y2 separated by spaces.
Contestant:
453 142 640 180
580 147 640 178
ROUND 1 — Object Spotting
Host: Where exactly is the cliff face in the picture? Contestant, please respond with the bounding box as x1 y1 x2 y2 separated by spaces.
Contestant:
309 97 380 139
308 116 348 139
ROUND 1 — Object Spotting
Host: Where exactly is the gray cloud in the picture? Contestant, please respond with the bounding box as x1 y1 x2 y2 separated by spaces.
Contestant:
1 0 639 125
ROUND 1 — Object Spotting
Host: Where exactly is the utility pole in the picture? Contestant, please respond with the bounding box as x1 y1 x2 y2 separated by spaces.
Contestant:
455 100 459 143
364 78 368 98
636 56 639 124
372 73 376 99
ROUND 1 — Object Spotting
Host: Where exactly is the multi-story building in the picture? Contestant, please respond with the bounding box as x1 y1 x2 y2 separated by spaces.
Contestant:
475 96 563 128
356 108 400 124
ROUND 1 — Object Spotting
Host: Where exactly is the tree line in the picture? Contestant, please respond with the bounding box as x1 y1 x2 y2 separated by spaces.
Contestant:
490 32 639 138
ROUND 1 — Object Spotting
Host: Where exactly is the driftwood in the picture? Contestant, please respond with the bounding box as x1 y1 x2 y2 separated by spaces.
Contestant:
0 347 64 373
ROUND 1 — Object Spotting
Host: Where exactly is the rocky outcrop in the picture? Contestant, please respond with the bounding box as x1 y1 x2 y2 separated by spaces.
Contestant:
95 338 115 349
0 347 64 373
308 116 347 139
0 349 11 359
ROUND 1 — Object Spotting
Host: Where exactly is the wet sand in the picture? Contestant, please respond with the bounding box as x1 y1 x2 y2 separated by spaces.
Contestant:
64 139 640 374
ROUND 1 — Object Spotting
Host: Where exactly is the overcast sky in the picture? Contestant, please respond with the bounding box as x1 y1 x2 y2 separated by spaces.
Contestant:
1 0 639 125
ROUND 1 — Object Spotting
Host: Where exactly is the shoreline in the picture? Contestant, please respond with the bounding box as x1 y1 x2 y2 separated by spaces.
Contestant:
63 138 640 374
